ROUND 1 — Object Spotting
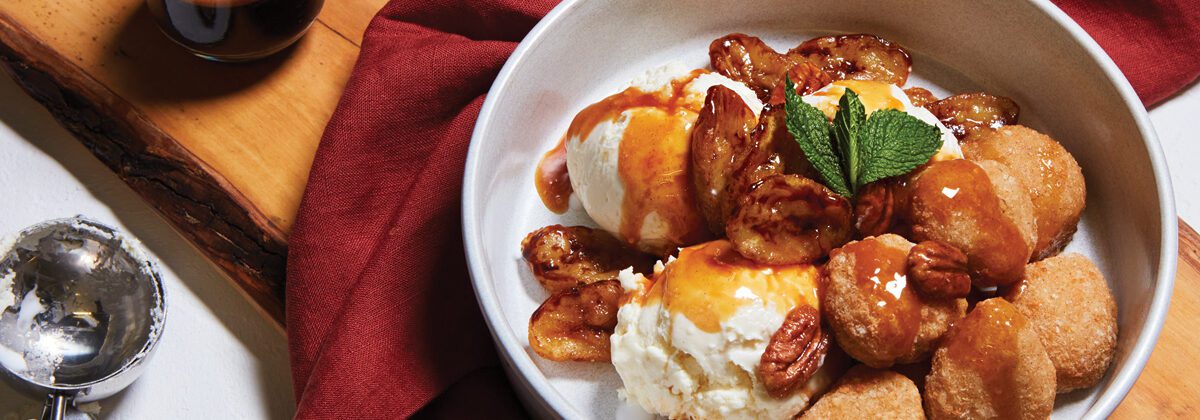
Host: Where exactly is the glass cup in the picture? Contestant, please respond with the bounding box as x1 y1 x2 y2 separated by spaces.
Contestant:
146 0 325 62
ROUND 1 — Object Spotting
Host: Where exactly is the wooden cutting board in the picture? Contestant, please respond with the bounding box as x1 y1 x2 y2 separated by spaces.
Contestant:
0 0 1195 414
0 0 384 322
1111 221 1200 417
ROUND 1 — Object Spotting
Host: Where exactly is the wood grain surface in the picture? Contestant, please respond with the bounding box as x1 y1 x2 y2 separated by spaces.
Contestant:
0 0 382 322
1112 221 1200 417
0 0 1195 414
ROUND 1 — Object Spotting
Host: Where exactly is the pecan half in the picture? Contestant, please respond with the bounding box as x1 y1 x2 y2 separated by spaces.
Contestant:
759 305 830 398
853 181 896 239
907 240 971 299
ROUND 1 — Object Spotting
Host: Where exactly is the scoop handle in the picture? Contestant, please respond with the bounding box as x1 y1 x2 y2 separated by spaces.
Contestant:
40 393 68 420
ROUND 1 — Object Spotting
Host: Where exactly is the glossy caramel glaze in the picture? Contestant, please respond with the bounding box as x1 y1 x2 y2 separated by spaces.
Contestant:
690 85 759 235
535 137 571 213
904 160 1029 287
551 70 711 253
789 34 912 86
832 238 921 361
638 240 821 332
810 80 904 118
939 299 1027 419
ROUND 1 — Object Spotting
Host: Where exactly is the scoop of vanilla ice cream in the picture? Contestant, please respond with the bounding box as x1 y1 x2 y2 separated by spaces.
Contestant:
565 63 763 253
802 80 962 161
611 241 841 419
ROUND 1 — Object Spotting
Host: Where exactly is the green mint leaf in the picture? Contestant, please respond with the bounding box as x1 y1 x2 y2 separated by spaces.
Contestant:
784 78 851 196
832 88 867 194
856 109 943 187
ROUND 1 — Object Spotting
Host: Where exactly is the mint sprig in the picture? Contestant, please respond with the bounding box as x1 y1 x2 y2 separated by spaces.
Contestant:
784 78 849 196
783 79 942 197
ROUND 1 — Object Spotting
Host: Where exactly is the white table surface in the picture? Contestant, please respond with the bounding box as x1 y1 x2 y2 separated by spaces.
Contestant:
0 74 295 418
0 68 1194 417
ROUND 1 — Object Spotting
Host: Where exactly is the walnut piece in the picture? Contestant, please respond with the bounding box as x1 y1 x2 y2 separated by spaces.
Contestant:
906 240 971 299
759 305 830 398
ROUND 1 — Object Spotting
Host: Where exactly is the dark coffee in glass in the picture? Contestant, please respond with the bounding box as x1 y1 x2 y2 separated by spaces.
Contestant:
147 0 324 62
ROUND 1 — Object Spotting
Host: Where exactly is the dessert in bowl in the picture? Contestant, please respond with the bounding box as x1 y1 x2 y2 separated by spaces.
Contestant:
463 1 1175 418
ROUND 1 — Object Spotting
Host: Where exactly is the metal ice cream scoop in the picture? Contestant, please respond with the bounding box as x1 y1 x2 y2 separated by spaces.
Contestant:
0 217 166 420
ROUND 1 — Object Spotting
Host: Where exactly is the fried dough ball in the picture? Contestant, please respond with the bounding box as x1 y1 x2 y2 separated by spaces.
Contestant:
962 125 1086 260
800 365 925 420
1006 253 1118 392
975 160 1038 255
925 298 1056 420
903 159 1031 287
824 234 967 368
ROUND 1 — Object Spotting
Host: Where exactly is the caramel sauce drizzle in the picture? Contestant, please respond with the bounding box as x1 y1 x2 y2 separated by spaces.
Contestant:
534 70 711 250
640 240 821 332
907 160 1028 285
940 299 1027 419
810 80 904 118
534 137 571 213
833 239 922 360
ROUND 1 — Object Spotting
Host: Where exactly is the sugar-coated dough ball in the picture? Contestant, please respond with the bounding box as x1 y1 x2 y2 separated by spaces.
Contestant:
975 160 1038 256
824 234 967 368
962 125 1086 260
800 365 925 419
1006 253 1118 392
925 298 1056 420
904 159 1031 287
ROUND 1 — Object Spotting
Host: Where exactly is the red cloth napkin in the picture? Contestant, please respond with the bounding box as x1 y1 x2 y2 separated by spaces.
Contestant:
285 0 1200 418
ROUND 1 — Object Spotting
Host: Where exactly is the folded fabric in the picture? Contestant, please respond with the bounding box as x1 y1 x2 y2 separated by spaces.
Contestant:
285 0 1199 418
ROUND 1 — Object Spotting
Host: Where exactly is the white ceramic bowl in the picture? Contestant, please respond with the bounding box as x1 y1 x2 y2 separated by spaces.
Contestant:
462 0 1177 418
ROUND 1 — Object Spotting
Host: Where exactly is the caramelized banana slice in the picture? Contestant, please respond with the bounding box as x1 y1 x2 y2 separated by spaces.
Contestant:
746 105 820 181
521 225 654 294
729 104 786 199
926 93 1020 139
789 34 912 85
726 175 852 264
904 87 937 108
528 280 623 362
767 61 835 106
691 85 760 235
710 33 801 100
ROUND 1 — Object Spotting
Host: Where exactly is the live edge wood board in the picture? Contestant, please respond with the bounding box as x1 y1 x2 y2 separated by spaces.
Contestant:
0 0 383 322
0 0 1196 413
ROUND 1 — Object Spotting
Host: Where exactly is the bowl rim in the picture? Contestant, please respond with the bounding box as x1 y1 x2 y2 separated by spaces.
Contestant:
461 0 1178 418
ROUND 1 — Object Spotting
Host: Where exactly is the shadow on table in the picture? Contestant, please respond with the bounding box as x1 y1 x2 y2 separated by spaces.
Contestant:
0 66 294 419
98 3 299 103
